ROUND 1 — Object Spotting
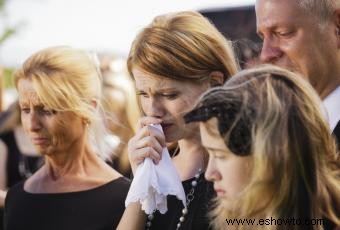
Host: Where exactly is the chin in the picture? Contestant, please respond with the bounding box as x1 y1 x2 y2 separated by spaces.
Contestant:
38 148 54 157
220 199 237 211
164 134 180 143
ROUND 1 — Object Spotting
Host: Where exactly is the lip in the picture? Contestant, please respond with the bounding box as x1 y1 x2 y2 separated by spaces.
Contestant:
161 123 173 130
214 187 226 197
31 137 48 145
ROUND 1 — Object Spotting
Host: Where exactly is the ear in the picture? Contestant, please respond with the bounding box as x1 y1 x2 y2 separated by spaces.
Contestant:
335 8 340 48
208 71 225 87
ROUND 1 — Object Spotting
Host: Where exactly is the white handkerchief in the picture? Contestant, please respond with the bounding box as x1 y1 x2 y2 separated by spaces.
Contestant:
125 124 186 214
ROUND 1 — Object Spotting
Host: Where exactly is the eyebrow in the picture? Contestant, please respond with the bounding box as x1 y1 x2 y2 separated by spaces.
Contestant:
203 146 225 152
136 87 179 93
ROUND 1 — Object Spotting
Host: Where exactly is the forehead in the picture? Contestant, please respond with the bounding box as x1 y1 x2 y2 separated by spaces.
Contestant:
200 118 226 149
132 67 191 90
256 0 309 29
17 79 41 105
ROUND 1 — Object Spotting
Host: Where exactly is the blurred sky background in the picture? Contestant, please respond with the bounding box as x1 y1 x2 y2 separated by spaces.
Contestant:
0 0 255 67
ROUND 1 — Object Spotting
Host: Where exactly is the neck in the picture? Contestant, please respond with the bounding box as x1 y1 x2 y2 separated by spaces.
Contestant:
172 136 207 181
44 142 100 181
316 80 339 99
313 64 340 99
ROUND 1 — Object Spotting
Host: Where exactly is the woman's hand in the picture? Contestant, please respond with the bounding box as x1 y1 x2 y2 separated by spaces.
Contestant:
128 117 166 174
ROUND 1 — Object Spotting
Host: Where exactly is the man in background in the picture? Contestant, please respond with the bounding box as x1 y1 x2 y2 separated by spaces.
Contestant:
256 0 340 143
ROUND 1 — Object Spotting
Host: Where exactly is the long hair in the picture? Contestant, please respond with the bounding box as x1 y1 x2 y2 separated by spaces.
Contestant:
13 46 112 160
185 65 340 230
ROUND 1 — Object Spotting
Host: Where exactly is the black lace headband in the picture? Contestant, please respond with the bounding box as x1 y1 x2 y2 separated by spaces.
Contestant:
184 102 252 156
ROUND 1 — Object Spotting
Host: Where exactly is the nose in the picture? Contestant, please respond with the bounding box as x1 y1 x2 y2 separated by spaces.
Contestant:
144 98 166 118
205 156 221 182
260 37 283 63
29 112 42 132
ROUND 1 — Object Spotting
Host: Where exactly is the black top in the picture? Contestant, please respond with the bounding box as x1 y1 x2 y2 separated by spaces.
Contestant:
4 177 130 230
323 218 336 230
147 173 215 230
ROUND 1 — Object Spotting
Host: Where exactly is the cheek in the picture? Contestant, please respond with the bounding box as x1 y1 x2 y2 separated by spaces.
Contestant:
49 119 79 143
140 98 149 113
220 159 251 196
20 114 30 131
170 98 197 118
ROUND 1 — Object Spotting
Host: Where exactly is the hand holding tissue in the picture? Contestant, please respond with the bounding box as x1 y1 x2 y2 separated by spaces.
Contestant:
125 124 186 214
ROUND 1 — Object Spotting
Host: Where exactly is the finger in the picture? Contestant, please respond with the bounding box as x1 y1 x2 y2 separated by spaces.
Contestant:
135 135 164 156
131 125 158 144
134 147 161 163
146 125 166 148
152 129 166 148
136 125 166 147
136 116 162 130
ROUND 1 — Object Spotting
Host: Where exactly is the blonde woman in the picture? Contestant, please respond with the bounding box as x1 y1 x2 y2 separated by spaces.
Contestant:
3 46 132 230
127 11 238 230
185 65 340 230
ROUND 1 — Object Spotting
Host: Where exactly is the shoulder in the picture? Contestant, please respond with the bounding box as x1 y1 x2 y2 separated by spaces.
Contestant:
106 177 131 193
99 177 131 205
5 180 25 205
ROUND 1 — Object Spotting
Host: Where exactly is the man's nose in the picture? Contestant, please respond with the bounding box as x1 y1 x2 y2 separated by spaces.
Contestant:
260 37 283 63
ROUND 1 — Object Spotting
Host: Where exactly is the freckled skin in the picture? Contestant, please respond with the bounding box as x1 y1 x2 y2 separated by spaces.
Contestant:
133 67 211 142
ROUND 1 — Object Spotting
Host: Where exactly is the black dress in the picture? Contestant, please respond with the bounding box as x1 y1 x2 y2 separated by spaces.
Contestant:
4 177 130 230
147 173 215 230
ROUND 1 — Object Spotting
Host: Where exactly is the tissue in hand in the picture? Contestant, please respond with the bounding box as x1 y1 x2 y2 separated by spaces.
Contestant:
124 124 186 214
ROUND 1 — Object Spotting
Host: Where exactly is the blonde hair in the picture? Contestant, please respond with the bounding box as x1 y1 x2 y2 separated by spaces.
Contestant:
127 11 239 83
185 65 340 230
13 46 112 160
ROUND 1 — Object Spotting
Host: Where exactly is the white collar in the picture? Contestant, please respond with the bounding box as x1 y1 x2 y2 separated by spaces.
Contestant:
323 86 340 131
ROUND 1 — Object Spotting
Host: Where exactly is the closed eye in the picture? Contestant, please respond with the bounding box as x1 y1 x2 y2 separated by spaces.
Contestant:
41 109 55 116
136 91 149 98
21 108 30 114
276 30 294 37
206 148 227 159
161 93 178 100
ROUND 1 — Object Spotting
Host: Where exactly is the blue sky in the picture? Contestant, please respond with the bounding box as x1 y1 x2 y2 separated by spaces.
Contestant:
0 0 255 67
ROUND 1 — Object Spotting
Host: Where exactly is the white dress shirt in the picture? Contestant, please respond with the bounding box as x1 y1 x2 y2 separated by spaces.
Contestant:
323 86 340 131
